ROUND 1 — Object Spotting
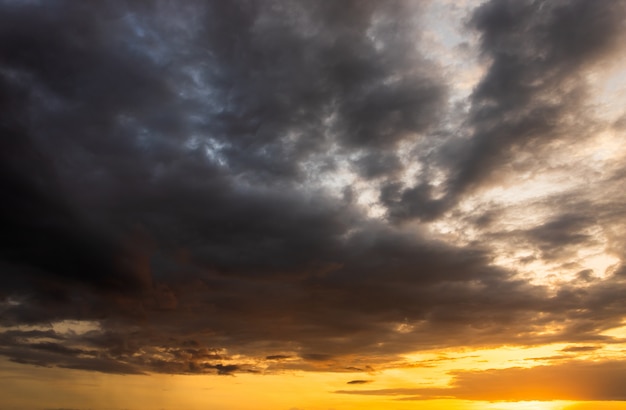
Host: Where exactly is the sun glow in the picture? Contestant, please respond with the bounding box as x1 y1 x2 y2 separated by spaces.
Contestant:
478 401 574 410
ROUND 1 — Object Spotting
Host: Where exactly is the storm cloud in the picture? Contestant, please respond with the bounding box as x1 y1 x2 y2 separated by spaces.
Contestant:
1 0 626 383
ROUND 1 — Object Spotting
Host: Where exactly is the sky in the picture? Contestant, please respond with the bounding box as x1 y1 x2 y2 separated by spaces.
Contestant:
1 0 626 409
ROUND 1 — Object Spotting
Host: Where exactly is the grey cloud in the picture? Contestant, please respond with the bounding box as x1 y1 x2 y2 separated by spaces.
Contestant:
528 214 594 244
0 0 463 372
353 152 403 179
28 342 95 357
186 0 447 182
1 0 626 378
211 364 240 376
266 355 291 361
474 209 600 264
1 344 144 375
387 0 626 221
301 354 334 362
57 358 145 375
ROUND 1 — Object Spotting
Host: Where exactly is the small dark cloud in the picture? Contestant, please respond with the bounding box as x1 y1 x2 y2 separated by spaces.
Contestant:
344 366 363 372
301 354 334 362
210 364 239 376
266 355 292 361
58 358 145 375
347 380 372 385
28 342 95 357
353 152 403 180
526 355 571 362
576 269 595 283
525 214 595 259
10 357 52 368
561 345 601 353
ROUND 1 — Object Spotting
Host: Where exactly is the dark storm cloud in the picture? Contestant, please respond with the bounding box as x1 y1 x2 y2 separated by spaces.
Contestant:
455 0 625 191
1 344 144 375
301 353 334 362
0 0 449 370
266 355 291 361
561 345 600 353
0 128 148 293
385 0 626 220
1 0 626 378
211 364 239 376
185 0 446 182
7 264 618 376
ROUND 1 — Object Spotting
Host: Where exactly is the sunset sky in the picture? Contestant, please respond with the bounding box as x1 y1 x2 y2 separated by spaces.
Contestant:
2 0 626 409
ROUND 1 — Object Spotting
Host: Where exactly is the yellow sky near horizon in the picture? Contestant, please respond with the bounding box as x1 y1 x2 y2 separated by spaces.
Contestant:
3 338 626 410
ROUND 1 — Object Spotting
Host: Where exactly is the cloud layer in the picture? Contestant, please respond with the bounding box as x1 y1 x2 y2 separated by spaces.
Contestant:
1 1 626 398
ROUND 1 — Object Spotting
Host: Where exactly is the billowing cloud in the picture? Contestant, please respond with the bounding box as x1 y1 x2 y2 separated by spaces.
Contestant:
1 0 626 390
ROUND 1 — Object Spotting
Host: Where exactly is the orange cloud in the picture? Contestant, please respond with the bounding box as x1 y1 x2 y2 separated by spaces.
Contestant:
338 360 626 402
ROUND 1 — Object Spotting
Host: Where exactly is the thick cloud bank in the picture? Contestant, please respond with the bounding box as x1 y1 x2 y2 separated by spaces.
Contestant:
1 0 626 385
